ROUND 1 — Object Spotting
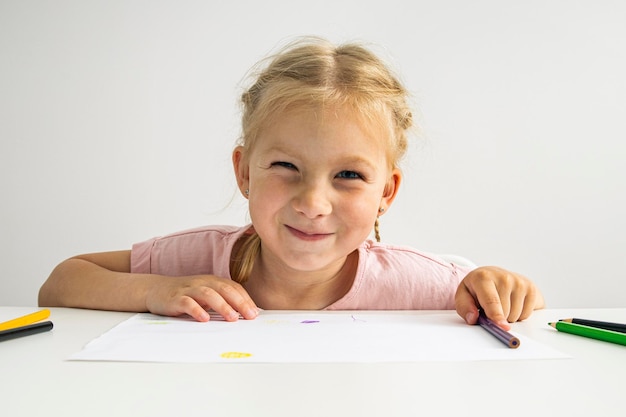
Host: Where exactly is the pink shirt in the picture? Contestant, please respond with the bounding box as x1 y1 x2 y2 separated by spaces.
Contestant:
131 224 472 310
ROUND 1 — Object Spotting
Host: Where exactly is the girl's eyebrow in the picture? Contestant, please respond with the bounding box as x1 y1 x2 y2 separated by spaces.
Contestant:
334 155 378 171
263 146 291 155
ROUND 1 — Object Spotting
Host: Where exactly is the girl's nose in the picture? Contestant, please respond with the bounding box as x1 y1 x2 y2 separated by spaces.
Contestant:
292 182 332 218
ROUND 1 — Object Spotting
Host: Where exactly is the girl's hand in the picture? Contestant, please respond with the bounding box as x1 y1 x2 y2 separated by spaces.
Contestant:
145 275 259 322
454 266 545 330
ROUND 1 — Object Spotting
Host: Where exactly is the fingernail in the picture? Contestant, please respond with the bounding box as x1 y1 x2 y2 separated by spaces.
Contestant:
465 311 477 324
497 320 511 330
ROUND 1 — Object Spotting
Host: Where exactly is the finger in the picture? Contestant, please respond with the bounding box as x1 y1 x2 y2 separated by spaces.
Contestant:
210 281 259 320
516 285 540 322
189 283 258 321
507 294 523 323
454 283 480 325
470 278 510 330
496 285 512 321
517 297 534 322
190 289 241 321
505 274 541 322
172 295 211 322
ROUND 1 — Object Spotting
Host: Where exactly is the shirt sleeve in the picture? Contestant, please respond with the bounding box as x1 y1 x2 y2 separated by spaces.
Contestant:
129 225 250 278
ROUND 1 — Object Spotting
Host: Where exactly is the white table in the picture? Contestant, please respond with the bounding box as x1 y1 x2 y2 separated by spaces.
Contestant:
1 307 624 417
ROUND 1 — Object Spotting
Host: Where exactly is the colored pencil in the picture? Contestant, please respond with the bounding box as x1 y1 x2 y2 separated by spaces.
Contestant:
477 310 520 349
549 321 626 346
0 309 50 331
0 321 54 342
559 318 626 334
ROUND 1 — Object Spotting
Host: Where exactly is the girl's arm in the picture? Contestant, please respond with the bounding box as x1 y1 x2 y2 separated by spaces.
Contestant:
38 251 259 321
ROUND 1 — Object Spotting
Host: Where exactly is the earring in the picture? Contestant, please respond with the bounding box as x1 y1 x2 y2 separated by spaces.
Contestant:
379 207 385 213
245 189 249 196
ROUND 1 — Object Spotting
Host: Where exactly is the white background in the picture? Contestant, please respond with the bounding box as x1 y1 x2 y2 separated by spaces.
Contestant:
1 0 624 308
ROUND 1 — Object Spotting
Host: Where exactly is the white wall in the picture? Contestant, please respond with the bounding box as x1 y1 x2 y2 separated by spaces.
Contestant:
1 0 625 308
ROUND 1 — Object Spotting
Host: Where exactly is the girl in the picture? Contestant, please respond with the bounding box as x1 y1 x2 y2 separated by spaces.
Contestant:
39 37 544 330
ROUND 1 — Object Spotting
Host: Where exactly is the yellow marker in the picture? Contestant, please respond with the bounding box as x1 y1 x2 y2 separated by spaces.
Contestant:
0 309 51 331
220 351 252 359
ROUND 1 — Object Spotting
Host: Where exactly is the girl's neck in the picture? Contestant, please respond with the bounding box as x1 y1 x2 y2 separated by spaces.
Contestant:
243 250 358 310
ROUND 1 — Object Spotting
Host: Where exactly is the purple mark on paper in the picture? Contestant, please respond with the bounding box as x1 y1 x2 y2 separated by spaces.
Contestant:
301 320 320 324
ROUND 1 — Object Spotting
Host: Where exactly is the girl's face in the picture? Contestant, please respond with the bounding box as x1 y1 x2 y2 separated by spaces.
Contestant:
233 105 401 274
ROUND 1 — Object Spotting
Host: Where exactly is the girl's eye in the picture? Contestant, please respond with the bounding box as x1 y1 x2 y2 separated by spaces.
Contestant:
336 170 363 180
271 161 297 170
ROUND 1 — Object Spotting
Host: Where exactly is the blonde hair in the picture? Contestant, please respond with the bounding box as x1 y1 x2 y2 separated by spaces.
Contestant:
231 37 414 284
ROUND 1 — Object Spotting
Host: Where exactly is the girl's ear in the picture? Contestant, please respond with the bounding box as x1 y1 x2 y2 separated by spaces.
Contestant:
232 146 250 197
380 168 402 213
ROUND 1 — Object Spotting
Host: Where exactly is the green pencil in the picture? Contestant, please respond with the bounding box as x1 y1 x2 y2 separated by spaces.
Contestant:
549 321 626 346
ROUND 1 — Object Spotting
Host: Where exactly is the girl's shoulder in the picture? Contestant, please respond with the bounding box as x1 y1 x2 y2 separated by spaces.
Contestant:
326 241 474 310
357 239 464 269
130 224 253 276
154 224 252 240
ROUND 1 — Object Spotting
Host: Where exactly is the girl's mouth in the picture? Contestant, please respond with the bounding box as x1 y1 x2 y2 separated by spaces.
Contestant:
285 225 332 241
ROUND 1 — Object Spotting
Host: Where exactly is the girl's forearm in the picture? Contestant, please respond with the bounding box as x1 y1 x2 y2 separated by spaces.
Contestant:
38 257 153 312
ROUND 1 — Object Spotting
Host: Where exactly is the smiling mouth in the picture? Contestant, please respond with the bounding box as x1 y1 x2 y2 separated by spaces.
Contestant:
285 225 332 241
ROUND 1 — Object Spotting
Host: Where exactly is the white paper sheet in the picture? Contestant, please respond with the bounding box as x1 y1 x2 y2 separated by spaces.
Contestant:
69 311 568 363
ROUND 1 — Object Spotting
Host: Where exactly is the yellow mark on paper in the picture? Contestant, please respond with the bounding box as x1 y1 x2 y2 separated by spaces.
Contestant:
263 319 289 325
220 351 252 359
